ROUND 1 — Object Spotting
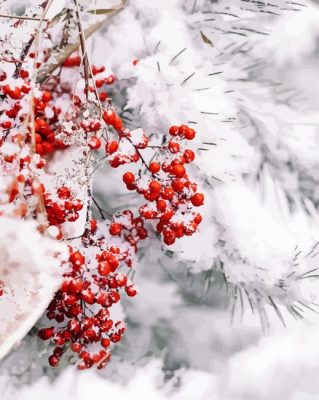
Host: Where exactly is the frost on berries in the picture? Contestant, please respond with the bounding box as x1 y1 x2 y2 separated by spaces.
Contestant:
0 2 204 370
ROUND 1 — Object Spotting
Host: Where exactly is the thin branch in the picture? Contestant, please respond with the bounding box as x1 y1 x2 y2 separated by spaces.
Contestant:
36 1 126 84
0 14 48 22
73 0 90 99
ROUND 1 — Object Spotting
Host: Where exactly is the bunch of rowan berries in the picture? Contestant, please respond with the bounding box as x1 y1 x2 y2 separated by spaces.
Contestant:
39 220 139 369
44 186 83 228
122 124 204 245
0 28 204 370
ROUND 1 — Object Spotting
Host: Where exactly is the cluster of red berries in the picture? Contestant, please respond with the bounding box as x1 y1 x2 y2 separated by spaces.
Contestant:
39 224 138 369
0 11 204 372
45 186 83 228
108 209 148 251
84 109 141 168
80 108 204 248
0 70 29 138
0 69 67 156
32 106 66 156
122 125 204 245
32 57 116 154
63 55 116 102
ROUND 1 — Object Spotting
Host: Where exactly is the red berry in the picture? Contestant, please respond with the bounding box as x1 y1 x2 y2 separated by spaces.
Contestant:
169 126 179 136
156 199 167 211
113 117 122 130
105 140 118 154
38 327 54 340
191 193 204 207
42 91 52 102
194 213 202 225
53 347 63 357
1 121 11 129
81 289 95 304
10 87 22 100
19 70 29 79
184 128 196 140
168 140 180 153
88 136 101 150
95 79 104 88
103 110 116 125
71 343 82 353
126 285 138 297
68 319 81 333
161 186 174 200
161 207 174 222
172 179 184 192
101 338 110 348
98 261 112 276
64 294 77 306
69 251 85 267
149 180 161 193
80 351 91 362
105 75 116 85
110 291 120 303
184 149 195 163
109 223 122 236
97 293 108 305
178 125 188 137
115 273 128 287
123 172 135 185
185 222 197 236
69 279 83 293
149 162 160 174
57 186 71 199
171 164 185 178
0 69 7 81
138 227 148 239
48 355 59 367
163 230 176 245
90 219 97 232
98 92 107 102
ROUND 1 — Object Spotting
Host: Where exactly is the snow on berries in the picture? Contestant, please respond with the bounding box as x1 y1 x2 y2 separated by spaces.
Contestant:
120 124 204 246
45 187 83 226
0 5 204 371
39 217 143 370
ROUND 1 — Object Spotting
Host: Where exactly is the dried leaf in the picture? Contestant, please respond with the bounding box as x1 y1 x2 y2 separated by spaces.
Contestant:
200 31 214 47
36 2 126 84
48 7 70 26
86 8 115 15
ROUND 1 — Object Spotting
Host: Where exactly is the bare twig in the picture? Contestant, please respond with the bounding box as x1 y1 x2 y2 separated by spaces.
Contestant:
73 0 90 99
36 1 126 84
73 0 104 115
0 14 48 22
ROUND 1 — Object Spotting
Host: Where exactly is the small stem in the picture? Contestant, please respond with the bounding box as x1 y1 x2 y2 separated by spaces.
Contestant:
65 234 84 241
14 35 35 77
0 14 48 22
73 0 90 100
73 0 105 116
125 136 151 172
1 57 26 64
92 197 112 220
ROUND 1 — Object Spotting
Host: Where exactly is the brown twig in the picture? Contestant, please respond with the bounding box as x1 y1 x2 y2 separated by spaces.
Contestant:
0 14 48 22
73 0 104 115
73 0 90 99
36 2 126 84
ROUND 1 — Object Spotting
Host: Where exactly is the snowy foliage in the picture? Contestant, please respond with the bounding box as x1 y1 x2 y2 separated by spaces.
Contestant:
0 217 67 360
1 0 319 398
